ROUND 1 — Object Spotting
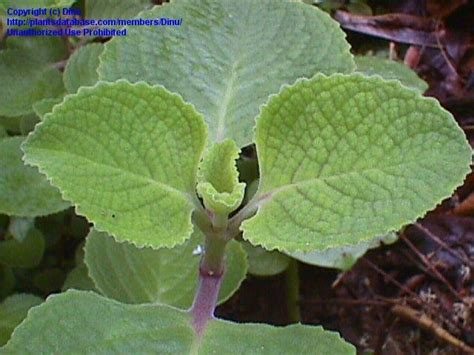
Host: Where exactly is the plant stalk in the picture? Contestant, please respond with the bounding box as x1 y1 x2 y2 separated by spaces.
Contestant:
201 232 227 275
190 231 227 336
191 270 223 336
286 258 301 323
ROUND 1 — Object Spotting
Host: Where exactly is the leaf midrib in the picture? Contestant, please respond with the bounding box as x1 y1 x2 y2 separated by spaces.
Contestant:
215 60 239 142
213 2 249 143
262 159 430 201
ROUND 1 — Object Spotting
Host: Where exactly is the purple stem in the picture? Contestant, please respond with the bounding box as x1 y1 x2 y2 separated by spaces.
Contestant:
190 269 223 337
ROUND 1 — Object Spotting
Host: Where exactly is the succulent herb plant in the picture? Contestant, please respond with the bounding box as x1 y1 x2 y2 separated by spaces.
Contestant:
1 0 472 353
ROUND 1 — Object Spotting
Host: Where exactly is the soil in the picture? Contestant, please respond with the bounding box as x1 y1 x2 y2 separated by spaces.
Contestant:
217 214 474 353
218 1 474 353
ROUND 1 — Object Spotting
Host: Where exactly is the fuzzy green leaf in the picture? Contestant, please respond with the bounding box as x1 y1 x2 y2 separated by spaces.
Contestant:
355 56 428 93
242 74 471 252
197 140 245 216
99 0 354 147
0 294 42 346
84 229 247 308
62 263 97 292
2 290 355 354
0 37 66 117
291 233 398 270
23 81 207 249
242 241 290 276
85 0 152 23
63 43 103 93
0 137 69 217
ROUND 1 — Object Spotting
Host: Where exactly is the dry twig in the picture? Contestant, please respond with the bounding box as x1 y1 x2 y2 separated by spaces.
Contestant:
392 304 474 354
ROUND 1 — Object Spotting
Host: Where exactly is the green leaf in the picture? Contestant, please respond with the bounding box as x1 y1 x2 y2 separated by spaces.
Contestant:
63 43 103 93
84 229 247 308
0 37 66 117
243 178 259 205
347 2 372 15
201 319 353 354
99 0 354 147
291 233 397 270
242 74 471 252
2 290 355 354
0 137 69 217
19 116 40 135
32 268 66 294
197 140 246 216
355 56 428 93
23 81 207 249
0 126 6 138
0 266 15 298
85 0 152 23
0 116 21 134
32 98 63 120
62 264 97 292
242 241 290 276
0 294 42 346
0 228 45 268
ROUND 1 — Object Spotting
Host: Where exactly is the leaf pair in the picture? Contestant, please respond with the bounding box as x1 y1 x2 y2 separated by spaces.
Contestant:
23 75 471 253
2 290 355 354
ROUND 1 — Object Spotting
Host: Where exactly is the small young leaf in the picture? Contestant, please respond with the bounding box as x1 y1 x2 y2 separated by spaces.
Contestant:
242 74 471 252
63 43 103 93
355 56 428 93
99 0 355 147
291 233 397 270
62 264 97 292
0 228 45 268
0 294 42 346
197 140 246 216
84 229 247 308
242 241 291 276
23 81 208 249
0 137 69 217
0 37 66 117
2 290 355 354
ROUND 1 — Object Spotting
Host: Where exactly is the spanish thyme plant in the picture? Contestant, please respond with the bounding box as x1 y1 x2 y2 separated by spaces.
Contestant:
2 0 472 353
